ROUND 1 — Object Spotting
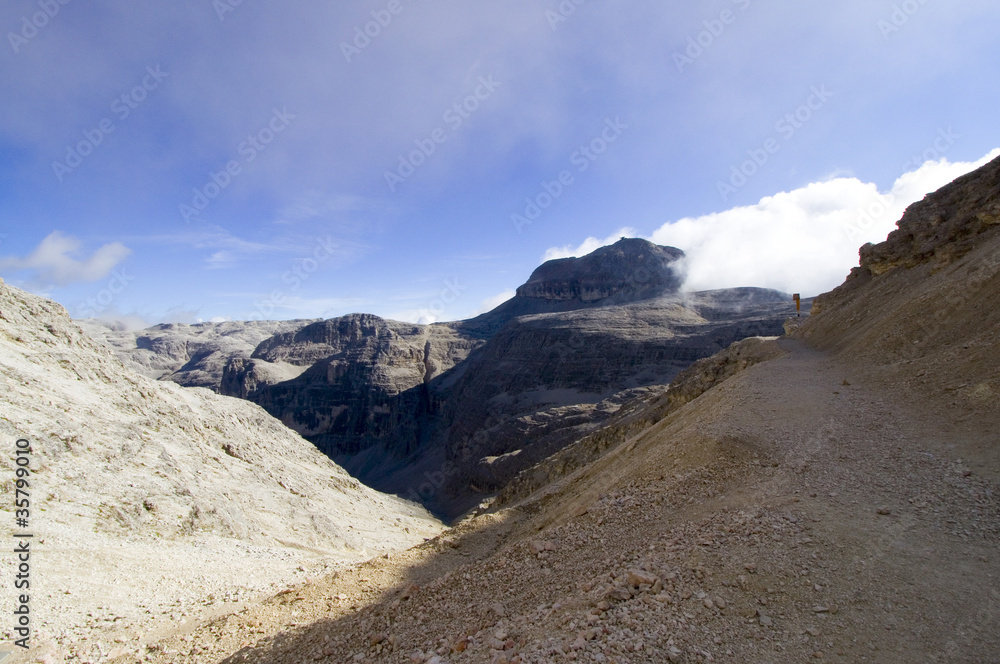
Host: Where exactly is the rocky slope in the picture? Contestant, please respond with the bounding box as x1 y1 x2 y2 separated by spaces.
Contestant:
794 153 1000 485
0 280 443 659
494 334 787 508
118 154 1000 664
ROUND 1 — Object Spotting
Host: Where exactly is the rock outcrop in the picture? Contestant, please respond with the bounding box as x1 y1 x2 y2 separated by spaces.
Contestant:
513 239 684 303
224 315 483 459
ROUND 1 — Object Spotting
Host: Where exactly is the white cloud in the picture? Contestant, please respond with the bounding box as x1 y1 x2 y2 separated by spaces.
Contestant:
651 149 1000 295
0 231 131 286
542 149 1000 297
475 289 517 315
541 227 639 262
74 311 151 331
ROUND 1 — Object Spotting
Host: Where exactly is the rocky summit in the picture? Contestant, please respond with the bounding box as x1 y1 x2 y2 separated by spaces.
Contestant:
90 238 802 517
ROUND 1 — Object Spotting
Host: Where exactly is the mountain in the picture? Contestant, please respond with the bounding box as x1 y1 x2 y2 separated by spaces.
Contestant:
0 279 443 653
138 156 1000 664
237 240 801 516
81 238 801 518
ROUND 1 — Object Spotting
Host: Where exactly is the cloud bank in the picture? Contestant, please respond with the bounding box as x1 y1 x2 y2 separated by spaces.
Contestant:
545 150 1000 297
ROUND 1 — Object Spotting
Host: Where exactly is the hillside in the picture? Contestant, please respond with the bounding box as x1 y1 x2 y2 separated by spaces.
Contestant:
0 280 443 661
120 156 1000 663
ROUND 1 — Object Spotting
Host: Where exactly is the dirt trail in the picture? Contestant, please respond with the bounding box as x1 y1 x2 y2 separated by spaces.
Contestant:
111 336 999 664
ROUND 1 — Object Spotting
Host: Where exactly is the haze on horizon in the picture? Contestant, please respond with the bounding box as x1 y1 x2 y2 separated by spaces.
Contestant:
1 1 998 327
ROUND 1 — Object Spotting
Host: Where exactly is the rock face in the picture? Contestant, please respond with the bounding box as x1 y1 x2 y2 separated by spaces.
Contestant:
857 156 1000 277
224 315 483 458
514 239 684 303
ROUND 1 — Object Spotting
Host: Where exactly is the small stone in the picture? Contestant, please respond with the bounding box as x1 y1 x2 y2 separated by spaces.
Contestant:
627 570 658 588
876 507 891 516
492 602 507 618
529 540 557 555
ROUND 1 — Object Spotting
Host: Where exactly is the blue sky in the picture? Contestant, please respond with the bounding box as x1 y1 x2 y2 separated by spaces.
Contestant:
1 1 999 326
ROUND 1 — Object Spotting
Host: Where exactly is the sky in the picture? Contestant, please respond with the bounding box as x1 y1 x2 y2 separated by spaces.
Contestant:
1 1 999 327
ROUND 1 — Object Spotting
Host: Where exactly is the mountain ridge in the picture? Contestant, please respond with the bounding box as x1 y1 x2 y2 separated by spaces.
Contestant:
77 238 803 518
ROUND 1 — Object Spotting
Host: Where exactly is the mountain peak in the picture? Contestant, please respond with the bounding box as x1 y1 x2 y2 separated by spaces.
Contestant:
516 238 684 303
